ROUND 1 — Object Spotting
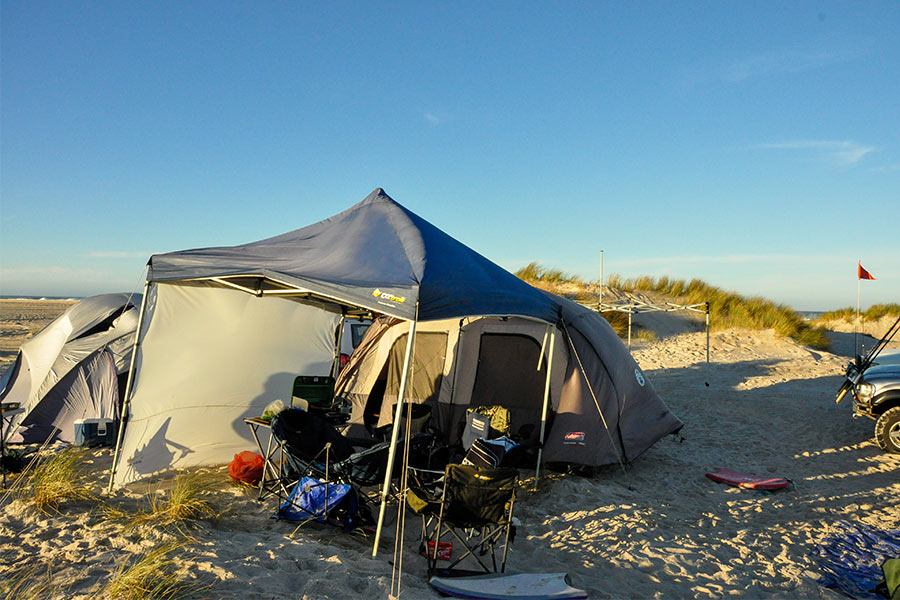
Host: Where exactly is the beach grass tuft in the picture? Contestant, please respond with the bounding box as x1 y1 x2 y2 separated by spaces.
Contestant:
515 262 583 285
635 328 658 342
19 448 96 513
103 541 198 600
817 303 900 322
1 564 61 600
599 310 630 336
112 472 218 531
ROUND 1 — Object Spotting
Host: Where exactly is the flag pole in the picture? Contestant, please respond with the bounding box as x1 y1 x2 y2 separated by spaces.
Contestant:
853 270 862 356
856 261 861 359
599 250 604 305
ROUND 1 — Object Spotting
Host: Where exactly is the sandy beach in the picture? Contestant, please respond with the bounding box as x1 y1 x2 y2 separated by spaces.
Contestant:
1 299 898 599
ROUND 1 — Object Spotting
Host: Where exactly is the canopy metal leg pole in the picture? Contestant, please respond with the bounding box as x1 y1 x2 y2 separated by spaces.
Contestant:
627 312 632 348
331 315 345 381
372 318 417 558
107 281 150 492
705 302 710 364
534 328 556 485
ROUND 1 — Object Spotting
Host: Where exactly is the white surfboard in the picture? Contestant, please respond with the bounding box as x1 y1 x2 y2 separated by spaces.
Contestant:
428 572 588 600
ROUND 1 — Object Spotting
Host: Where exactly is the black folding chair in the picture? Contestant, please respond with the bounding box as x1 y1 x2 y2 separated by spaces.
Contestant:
419 464 518 574
271 408 446 504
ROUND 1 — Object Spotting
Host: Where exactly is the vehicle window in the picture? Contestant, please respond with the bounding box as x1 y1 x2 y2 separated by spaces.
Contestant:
350 323 371 349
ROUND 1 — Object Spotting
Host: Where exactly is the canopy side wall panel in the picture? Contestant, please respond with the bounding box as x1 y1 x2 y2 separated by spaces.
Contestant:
112 283 340 487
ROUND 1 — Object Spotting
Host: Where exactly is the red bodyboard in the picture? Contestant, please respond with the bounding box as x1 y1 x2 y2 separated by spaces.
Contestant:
705 468 791 490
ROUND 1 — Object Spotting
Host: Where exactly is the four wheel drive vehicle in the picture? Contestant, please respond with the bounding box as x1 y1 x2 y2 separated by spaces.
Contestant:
338 318 372 372
846 364 900 453
836 316 900 454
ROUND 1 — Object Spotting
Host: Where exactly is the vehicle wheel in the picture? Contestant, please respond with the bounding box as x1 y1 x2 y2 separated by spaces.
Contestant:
874 406 900 453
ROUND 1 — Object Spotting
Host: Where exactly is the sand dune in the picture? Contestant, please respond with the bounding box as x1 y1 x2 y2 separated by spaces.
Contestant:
1 300 897 599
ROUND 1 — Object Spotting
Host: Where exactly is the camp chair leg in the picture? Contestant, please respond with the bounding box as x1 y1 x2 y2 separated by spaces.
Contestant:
499 501 515 572
444 526 494 573
428 504 446 573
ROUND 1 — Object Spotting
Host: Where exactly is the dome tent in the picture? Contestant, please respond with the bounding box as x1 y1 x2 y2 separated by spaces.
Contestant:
335 295 681 469
1 293 141 444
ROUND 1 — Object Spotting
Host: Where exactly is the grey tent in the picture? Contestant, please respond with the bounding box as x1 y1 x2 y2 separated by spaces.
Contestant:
335 296 681 468
1 294 141 444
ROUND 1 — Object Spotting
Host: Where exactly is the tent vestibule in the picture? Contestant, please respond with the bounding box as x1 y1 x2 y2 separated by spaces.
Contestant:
337 315 568 445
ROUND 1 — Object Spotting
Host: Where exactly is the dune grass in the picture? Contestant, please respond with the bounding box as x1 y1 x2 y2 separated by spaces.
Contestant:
610 274 831 350
103 541 199 600
635 328 658 342
519 264 831 350
599 310 631 336
516 263 638 333
817 303 900 322
108 472 218 531
17 448 96 513
1 564 62 600
515 262 584 285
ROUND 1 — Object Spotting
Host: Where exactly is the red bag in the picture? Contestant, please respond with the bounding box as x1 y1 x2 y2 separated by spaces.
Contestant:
228 451 264 485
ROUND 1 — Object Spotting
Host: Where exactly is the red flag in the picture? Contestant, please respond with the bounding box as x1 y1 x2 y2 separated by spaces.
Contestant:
858 262 876 280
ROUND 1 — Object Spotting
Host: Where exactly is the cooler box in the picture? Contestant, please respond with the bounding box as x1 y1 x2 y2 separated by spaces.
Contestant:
74 418 116 447
291 375 335 408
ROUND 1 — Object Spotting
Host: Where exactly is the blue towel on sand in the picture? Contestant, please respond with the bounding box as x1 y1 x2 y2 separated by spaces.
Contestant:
814 521 900 599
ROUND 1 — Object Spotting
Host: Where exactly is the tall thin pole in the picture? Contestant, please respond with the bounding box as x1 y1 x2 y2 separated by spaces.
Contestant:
705 302 710 364
627 312 632 348
856 271 861 359
534 328 556 485
331 315 345 381
108 280 150 492
372 317 417 557
599 250 604 305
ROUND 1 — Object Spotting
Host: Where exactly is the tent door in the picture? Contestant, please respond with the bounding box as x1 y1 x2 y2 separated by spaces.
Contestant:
469 333 546 443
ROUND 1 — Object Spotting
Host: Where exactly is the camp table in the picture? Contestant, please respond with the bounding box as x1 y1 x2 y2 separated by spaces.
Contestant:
244 417 291 501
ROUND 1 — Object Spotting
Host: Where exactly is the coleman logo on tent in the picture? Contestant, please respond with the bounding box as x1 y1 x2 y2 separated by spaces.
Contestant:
634 368 645 387
564 431 585 445
372 289 406 304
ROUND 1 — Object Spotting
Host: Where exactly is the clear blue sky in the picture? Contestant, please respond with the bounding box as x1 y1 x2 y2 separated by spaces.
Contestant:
2 2 897 311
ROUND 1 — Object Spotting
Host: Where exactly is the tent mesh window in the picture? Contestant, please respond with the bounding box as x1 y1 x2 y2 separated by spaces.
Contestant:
470 333 546 443
386 332 448 405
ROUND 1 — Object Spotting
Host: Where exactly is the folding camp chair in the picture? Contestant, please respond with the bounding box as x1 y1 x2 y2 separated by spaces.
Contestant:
271 408 446 504
419 464 518 574
270 408 371 498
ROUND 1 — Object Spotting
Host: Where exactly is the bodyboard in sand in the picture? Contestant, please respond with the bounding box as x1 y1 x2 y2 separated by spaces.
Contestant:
429 572 587 600
706 468 791 490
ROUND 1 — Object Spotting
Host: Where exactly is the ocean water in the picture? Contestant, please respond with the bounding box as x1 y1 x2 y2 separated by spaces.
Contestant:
800 311 825 320
0 295 82 301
